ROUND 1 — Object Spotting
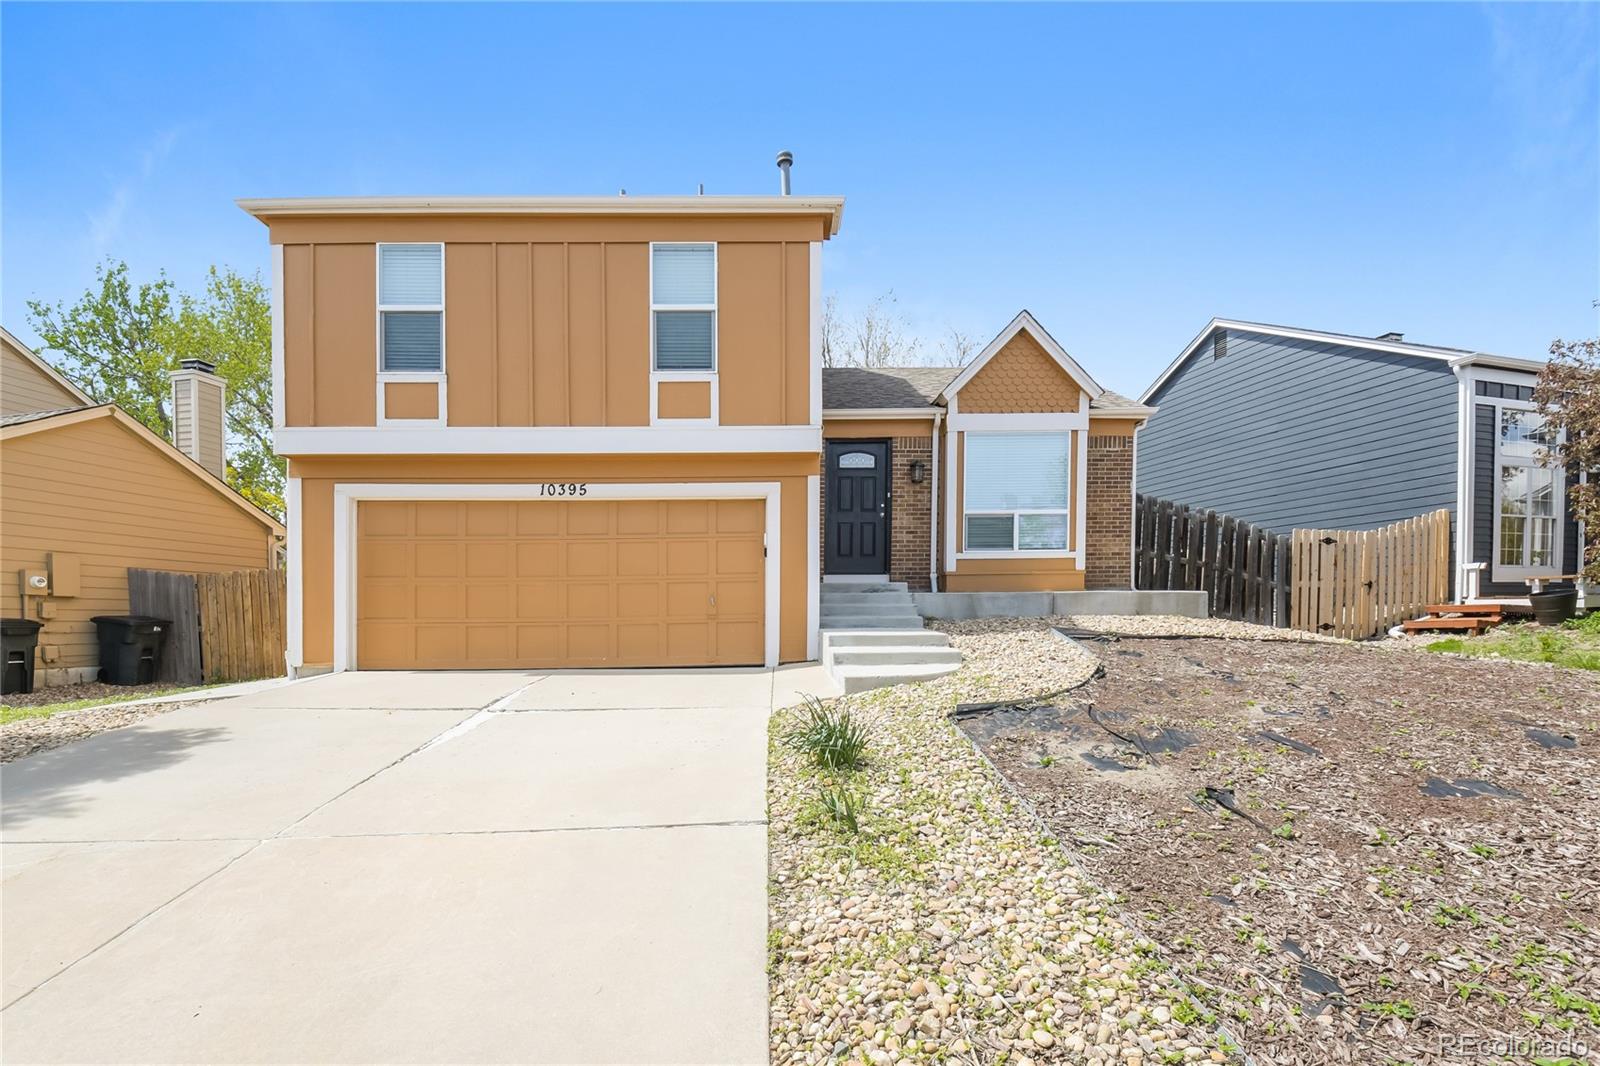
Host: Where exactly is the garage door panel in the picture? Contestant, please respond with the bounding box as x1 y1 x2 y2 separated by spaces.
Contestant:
415 584 464 620
415 543 461 578
615 500 661 534
362 543 412 579
714 579 762 616
514 503 559 536
616 583 660 618
666 541 709 575
465 626 511 663
516 542 560 577
665 501 709 534
414 502 463 537
566 503 611 536
567 583 611 619
465 542 510 578
516 582 564 619
467 584 511 618
465 503 511 536
357 498 764 669
616 542 659 576
567 542 611 577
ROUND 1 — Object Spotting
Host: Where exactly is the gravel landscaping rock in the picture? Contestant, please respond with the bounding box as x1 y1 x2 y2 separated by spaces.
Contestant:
769 621 1236 1065
0 694 204 762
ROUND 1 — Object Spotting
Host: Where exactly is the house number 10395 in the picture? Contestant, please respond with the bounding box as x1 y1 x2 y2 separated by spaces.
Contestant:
537 483 588 497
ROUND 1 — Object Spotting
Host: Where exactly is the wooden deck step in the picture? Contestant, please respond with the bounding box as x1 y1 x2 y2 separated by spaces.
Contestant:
1401 615 1503 633
1423 603 1504 615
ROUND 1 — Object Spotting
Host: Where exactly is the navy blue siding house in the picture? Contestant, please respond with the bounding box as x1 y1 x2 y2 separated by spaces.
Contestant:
1137 320 1583 600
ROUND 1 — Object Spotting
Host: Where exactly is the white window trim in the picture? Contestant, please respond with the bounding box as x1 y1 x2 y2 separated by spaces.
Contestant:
649 241 718 373
330 481 783 673
276 424 820 455
375 242 447 426
649 370 720 427
956 429 1074 560
1488 395 1565 583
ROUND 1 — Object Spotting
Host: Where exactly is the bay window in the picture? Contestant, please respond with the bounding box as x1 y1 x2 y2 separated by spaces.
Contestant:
963 432 1070 552
378 243 444 373
652 243 716 371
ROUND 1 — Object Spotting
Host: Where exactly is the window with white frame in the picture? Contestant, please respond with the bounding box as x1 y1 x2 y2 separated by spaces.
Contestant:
651 243 716 371
378 244 444 373
963 433 1070 551
1495 408 1562 573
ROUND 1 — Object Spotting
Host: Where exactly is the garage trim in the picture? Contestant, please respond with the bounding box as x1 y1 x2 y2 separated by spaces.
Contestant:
331 481 783 672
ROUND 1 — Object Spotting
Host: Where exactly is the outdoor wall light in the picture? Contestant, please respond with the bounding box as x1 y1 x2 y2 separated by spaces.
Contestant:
910 460 927 484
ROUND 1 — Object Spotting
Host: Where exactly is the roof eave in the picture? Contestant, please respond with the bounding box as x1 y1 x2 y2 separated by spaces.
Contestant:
235 195 846 236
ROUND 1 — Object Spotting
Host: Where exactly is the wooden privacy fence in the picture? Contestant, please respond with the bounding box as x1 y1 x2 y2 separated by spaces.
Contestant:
1290 509 1451 639
1134 494 1291 626
128 567 286 684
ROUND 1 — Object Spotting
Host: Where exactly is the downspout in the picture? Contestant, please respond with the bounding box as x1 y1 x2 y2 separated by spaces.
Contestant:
1130 420 1141 590
930 408 943 592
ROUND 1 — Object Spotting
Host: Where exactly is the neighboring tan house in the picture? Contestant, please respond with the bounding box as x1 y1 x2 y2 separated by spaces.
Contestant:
1136 319 1584 601
1 328 285 685
240 192 1151 676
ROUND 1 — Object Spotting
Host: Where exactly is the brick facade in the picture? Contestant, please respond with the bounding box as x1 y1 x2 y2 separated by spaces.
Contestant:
820 436 934 591
1085 431 1134 589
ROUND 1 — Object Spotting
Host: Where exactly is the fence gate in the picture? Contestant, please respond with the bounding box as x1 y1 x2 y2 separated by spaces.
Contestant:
1290 509 1451 639
128 567 287 683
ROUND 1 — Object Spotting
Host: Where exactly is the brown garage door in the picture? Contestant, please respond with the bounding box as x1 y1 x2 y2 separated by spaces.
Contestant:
356 498 764 669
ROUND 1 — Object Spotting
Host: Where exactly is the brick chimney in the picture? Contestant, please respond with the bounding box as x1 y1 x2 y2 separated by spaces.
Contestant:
169 359 227 479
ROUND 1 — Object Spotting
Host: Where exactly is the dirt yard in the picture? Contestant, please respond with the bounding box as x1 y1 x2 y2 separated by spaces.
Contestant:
955 628 1600 1065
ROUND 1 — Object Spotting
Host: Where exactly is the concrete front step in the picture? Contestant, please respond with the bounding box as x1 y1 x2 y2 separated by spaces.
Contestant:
819 600 917 616
820 589 915 602
820 614 926 630
822 630 948 648
821 581 908 593
830 645 963 668
833 661 962 694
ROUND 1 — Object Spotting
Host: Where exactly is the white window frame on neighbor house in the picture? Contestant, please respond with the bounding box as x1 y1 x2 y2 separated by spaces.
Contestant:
958 429 1073 559
648 242 718 427
1489 397 1565 583
329 481 783 673
375 242 447 426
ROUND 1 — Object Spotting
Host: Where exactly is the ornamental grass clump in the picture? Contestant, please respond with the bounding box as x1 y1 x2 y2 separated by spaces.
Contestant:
787 694 868 772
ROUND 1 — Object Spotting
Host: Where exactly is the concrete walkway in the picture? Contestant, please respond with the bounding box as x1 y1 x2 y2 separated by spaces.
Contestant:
2 665 833 1063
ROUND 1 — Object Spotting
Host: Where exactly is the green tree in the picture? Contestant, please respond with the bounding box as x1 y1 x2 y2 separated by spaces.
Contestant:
26 259 284 517
1534 337 1599 583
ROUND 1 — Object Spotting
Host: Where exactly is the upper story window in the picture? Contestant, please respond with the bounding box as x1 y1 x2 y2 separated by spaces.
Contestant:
379 243 444 373
1495 408 1563 573
651 243 716 371
963 432 1070 551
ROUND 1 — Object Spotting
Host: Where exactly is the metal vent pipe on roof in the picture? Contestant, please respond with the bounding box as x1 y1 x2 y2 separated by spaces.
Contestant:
776 151 793 195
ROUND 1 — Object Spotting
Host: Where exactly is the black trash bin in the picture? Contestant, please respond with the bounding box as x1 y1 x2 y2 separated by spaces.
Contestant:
90 615 171 685
2 619 44 696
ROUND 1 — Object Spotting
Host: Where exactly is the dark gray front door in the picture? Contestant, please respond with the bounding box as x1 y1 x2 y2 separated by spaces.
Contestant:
825 440 889 575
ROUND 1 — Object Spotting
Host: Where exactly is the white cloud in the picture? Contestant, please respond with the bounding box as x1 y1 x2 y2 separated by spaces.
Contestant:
86 126 184 257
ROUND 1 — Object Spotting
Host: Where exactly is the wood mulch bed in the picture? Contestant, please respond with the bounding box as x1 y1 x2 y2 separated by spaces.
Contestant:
956 628 1600 1065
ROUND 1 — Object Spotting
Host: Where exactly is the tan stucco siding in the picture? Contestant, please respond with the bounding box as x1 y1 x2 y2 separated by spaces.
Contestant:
289 454 816 671
0 417 278 674
2 337 83 417
277 219 814 431
956 332 1084 413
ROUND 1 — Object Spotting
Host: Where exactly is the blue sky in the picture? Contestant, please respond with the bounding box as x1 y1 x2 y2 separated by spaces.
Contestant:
3 2 1596 397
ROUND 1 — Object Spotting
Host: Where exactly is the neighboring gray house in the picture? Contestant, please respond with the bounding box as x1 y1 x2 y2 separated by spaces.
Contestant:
1136 319 1584 600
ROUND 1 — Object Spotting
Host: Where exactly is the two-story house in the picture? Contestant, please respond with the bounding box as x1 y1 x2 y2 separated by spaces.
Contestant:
242 193 1150 676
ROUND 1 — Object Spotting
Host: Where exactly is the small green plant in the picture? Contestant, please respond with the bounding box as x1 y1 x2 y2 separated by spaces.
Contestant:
1359 999 1417 1020
815 783 863 833
1469 842 1496 859
787 695 868 771
1038 754 1055 768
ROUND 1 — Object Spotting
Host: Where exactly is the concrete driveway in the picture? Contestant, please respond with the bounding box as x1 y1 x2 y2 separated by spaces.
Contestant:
2 665 833 1063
